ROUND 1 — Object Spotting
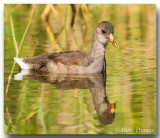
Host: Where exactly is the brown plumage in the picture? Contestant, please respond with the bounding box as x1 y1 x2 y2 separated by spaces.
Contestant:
14 21 116 74
23 50 94 72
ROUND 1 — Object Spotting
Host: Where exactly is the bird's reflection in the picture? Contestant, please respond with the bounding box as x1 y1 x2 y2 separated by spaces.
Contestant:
14 70 116 125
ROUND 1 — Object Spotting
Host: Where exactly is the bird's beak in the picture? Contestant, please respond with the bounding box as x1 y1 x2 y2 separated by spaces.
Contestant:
109 33 117 47
110 103 116 113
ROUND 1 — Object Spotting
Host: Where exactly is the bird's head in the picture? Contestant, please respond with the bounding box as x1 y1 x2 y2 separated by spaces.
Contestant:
95 21 116 47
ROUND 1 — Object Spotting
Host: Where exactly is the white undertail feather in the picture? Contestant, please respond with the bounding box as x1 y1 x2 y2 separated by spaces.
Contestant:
14 57 31 69
14 69 30 80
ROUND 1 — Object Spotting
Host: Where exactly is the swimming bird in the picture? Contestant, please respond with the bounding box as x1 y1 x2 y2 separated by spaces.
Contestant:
14 21 116 74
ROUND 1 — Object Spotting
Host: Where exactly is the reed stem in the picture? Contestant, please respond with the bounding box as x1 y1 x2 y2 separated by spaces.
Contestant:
5 6 34 100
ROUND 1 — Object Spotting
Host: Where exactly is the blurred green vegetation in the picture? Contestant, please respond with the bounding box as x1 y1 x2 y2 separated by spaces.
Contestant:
4 4 156 134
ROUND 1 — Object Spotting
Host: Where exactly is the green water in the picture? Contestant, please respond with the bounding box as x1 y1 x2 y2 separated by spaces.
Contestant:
4 4 156 134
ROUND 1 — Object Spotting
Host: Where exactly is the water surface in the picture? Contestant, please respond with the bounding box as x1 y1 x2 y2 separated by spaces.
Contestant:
4 4 156 134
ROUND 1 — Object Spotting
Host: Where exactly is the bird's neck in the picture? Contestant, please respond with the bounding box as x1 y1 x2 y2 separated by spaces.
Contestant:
89 37 106 60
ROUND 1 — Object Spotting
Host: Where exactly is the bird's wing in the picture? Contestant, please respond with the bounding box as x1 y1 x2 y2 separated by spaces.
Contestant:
24 50 94 67
47 50 94 67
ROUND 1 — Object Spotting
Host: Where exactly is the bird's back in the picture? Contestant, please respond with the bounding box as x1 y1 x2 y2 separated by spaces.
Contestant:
22 50 94 73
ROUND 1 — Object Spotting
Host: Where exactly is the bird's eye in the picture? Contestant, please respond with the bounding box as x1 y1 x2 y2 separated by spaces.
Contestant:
101 30 106 34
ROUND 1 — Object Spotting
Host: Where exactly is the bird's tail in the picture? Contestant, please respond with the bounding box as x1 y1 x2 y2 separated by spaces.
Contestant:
14 57 31 69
